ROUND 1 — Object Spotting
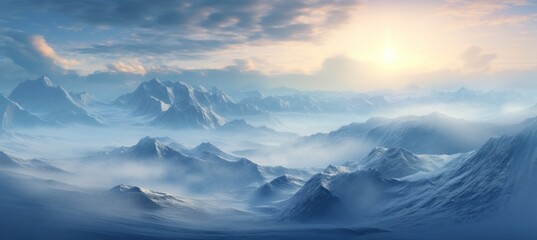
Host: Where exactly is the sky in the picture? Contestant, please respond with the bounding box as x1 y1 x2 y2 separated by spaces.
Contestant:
1 0 537 99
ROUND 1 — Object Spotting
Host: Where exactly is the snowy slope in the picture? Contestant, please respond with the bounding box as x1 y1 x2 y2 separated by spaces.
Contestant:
186 142 241 161
0 94 46 129
0 151 63 172
251 175 305 203
69 92 102 106
108 184 196 210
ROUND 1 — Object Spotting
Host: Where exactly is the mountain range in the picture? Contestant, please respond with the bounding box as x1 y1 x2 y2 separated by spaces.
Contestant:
92 136 309 192
281 119 537 227
304 112 508 155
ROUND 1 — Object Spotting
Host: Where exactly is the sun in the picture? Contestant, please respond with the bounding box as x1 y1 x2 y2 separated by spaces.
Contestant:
380 32 398 66
382 47 396 63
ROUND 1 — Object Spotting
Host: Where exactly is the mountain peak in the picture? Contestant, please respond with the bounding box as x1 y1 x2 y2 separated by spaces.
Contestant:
147 78 162 85
193 142 222 153
141 78 166 89
34 76 55 87
369 147 387 155
0 151 12 161
323 164 350 175
426 111 448 118
135 136 162 148
129 136 183 160
362 147 416 163
456 86 471 93
110 184 144 193
269 174 301 187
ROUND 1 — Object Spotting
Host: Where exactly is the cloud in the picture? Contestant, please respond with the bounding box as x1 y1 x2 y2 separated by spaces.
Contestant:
2 0 361 57
227 59 257 72
438 0 536 28
75 36 232 58
30 35 78 68
0 30 74 76
458 46 497 72
107 60 147 75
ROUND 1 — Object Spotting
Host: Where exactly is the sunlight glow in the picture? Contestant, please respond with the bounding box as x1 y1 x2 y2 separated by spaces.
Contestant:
382 47 396 63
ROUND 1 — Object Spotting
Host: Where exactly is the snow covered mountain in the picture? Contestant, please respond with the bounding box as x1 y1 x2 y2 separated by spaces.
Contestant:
280 164 400 223
240 94 321 113
0 151 63 172
0 94 46 129
346 147 449 179
185 142 241 161
306 112 505 155
69 91 101 106
114 78 174 116
380 119 537 223
251 175 305 204
8 76 101 125
108 184 197 211
94 137 307 192
194 86 260 116
217 119 298 138
282 119 537 226
115 79 259 128
151 99 223 129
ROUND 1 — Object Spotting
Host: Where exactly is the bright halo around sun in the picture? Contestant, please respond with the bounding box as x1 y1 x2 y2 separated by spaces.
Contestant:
379 32 398 68
382 47 396 63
